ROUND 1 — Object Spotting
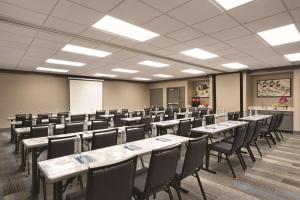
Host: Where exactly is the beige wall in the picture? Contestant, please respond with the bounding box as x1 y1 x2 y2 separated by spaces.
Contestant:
149 80 188 108
102 80 149 110
0 72 69 128
216 73 240 112
250 72 293 107
293 69 300 131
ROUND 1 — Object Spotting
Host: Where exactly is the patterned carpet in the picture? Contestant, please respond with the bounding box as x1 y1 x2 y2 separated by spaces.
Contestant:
0 130 300 200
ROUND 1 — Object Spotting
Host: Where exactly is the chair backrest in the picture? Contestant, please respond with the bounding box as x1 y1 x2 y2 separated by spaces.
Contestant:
163 114 174 121
233 112 240 121
180 107 186 113
252 120 264 141
231 125 247 153
192 110 200 118
228 112 234 120
109 109 118 115
144 144 181 196
125 125 145 143
144 108 150 116
113 113 123 127
122 109 128 114
180 137 207 179
200 109 207 116
158 106 164 111
268 115 277 131
140 116 152 130
38 113 51 119
277 113 284 128
91 120 108 130
131 111 139 117
274 114 282 130
64 122 84 134
30 126 49 138
173 107 179 113
91 129 118 150
205 115 215 125
49 117 62 124
47 135 77 159
95 110 106 120
71 114 85 122
243 122 256 146
85 156 137 200
192 118 202 128
177 119 191 137
22 119 32 127
209 109 215 114
15 114 29 121
57 112 68 118
154 115 160 122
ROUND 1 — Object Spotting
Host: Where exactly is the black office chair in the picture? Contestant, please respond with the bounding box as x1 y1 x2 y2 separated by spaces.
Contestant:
91 120 108 130
250 120 264 157
205 115 215 125
95 110 105 120
208 125 248 179
64 122 84 134
122 109 128 114
180 107 186 113
172 137 207 200
233 112 240 121
49 117 62 124
16 114 30 122
109 109 118 115
158 106 164 111
22 119 32 127
192 110 200 118
192 118 202 128
57 112 69 118
140 116 152 137
163 113 174 121
200 109 208 116
38 113 51 120
91 129 118 150
272 114 283 141
66 156 138 200
177 119 191 137
275 113 284 139
133 144 181 200
173 107 179 113
260 115 277 148
126 125 145 143
153 115 160 122
131 111 139 117
113 113 123 127
144 108 150 116
71 114 86 122
228 112 234 120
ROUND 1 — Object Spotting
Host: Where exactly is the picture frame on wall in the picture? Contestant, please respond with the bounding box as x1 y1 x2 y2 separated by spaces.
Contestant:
257 78 291 97
196 83 210 97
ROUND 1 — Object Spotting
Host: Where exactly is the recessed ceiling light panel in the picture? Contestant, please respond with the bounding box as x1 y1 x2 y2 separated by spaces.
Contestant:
284 52 300 62
153 74 173 78
36 67 69 73
46 59 85 66
181 48 218 60
62 44 111 57
222 62 248 69
215 0 253 10
92 15 159 42
257 24 300 46
132 77 152 81
94 73 118 77
182 69 205 74
138 60 170 68
112 68 139 73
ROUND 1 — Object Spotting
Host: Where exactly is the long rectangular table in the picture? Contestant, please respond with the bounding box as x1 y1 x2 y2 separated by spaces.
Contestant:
239 114 272 121
152 117 194 136
38 134 190 200
23 126 126 200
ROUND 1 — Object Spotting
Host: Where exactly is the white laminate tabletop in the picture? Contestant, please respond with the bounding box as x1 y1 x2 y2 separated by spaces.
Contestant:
99 114 114 118
239 114 272 121
152 117 194 127
121 117 141 122
191 120 248 135
38 134 189 183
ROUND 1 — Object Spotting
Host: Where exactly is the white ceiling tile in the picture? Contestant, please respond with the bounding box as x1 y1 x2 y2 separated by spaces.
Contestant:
273 42 300 54
0 2 47 25
245 12 293 33
68 0 123 13
142 15 185 35
18 56 45 68
168 0 222 25
212 26 251 41
0 31 34 45
51 0 103 26
144 36 178 48
80 27 116 42
185 36 219 47
0 46 26 58
223 52 249 59
36 32 72 43
225 35 263 47
1 0 57 14
166 27 203 42
31 38 66 50
0 40 29 51
109 0 161 25
164 43 192 53
228 0 285 23
283 0 300 9
133 43 160 52
25 46 58 59
203 42 232 51
291 7 300 22
110 37 140 47
44 17 87 34
68 40 98 48
140 0 190 12
193 14 239 34
0 22 37 37
52 51 81 60
152 49 174 56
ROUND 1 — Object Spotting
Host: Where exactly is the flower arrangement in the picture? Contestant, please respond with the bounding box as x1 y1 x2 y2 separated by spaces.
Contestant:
273 95 288 110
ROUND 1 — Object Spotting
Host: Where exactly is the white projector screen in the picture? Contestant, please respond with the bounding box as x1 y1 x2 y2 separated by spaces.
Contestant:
69 79 103 114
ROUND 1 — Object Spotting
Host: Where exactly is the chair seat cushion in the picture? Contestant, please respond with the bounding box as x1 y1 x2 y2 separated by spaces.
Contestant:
208 141 232 154
66 189 85 200
260 127 268 133
133 168 148 194
222 137 234 143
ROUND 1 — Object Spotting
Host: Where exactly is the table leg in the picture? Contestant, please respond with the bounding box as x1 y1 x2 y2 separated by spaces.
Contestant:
204 139 216 174
53 181 63 200
32 148 39 199
157 127 161 136
20 143 25 171
10 124 13 143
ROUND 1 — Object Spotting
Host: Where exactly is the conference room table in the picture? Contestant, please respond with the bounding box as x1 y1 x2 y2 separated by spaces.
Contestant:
23 126 127 199
191 120 249 173
37 134 190 200
239 114 272 122
152 117 194 136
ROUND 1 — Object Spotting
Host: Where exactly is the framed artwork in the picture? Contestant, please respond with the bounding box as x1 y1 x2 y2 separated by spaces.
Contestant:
196 83 210 97
257 78 291 97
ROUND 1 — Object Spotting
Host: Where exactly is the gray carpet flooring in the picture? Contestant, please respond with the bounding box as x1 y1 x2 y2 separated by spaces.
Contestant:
1 131 300 200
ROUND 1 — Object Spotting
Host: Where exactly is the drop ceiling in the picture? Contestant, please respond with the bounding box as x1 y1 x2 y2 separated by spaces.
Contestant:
0 0 299 81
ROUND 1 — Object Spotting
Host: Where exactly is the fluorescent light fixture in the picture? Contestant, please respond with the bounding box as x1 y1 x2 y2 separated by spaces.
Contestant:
215 0 253 10
153 74 173 78
222 62 248 69
257 24 300 46
132 77 152 81
284 52 300 62
138 60 170 68
181 48 218 60
92 15 159 42
36 67 68 73
46 59 85 66
94 73 118 77
182 69 205 74
112 68 138 74
62 44 111 57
